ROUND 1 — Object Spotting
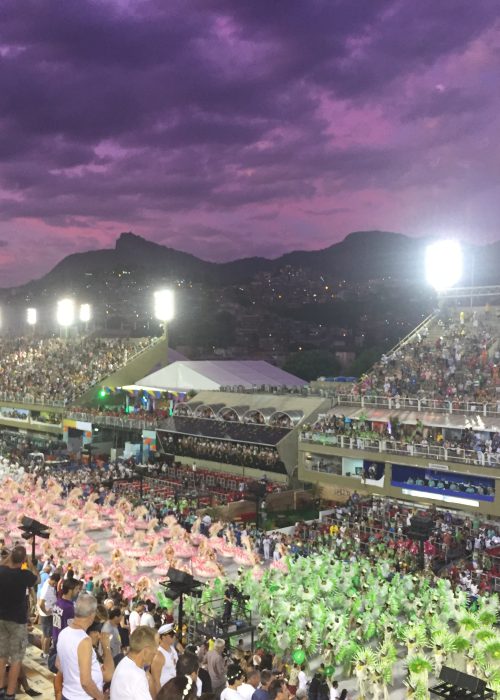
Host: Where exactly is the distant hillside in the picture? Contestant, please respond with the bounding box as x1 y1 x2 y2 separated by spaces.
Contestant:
1 229 499 300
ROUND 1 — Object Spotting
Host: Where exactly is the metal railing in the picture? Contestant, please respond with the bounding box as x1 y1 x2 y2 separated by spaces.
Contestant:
334 393 500 417
65 411 159 430
0 393 66 408
386 312 435 355
300 432 500 469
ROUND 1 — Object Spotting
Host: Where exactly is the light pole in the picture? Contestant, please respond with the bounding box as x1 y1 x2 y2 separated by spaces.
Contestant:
79 303 92 334
153 290 174 363
56 298 75 338
27 308 37 336
425 240 463 295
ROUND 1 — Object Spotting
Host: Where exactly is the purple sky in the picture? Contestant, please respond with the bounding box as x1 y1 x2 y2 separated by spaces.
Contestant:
1 0 500 286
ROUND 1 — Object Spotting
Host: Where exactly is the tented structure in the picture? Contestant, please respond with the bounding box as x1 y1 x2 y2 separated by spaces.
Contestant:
135 360 306 392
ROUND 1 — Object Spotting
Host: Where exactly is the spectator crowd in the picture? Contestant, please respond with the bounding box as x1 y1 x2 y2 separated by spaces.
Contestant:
168 435 285 474
0 336 153 404
358 308 500 404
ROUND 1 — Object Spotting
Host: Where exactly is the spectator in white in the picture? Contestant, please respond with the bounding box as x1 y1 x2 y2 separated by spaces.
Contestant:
297 666 308 696
0 545 39 700
56 593 114 700
110 625 158 700
140 601 156 628
327 680 340 700
38 572 60 660
130 601 145 635
151 623 179 694
221 664 244 700
262 536 271 561
238 669 260 700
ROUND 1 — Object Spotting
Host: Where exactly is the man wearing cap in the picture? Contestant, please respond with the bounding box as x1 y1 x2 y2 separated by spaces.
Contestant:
151 623 179 693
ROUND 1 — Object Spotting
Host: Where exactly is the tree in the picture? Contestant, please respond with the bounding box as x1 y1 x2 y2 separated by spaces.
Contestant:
347 347 382 378
282 349 340 381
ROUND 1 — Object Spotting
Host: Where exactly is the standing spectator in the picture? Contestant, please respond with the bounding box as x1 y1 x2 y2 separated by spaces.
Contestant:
252 671 273 700
102 608 123 664
297 666 308 696
238 669 261 700
0 546 39 700
157 675 197 700
140 601 156 628
56 593 114 700
221 664 244 700
110 626 158 700
130 601 145 635
51 579 77 673
206 638 227 700
268 680 289 700
176 651 202 696
151 623 179 693
38 572 60 660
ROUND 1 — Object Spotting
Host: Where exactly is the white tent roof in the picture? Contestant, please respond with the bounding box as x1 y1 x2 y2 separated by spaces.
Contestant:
136 360 307 392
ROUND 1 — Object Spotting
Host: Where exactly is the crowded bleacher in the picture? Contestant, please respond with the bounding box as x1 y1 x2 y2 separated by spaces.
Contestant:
0 336 154 404
358 307 500 404
162 434 286 473
302 412 500 466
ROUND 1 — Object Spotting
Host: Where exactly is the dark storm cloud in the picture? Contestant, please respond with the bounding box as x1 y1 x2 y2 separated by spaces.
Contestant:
0 0 499 284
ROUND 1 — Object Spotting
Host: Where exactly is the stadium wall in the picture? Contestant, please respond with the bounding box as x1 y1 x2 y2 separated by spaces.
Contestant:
299 442 500 516
173 455 289 483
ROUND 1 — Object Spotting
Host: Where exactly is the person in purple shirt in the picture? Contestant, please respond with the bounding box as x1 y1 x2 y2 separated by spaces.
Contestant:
52 579 77 647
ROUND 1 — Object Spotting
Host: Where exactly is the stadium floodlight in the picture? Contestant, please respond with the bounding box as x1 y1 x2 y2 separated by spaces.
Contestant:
79 303 91 323
425 240 463 292
154 289 175 323
56 298 75 327
27 308 37 326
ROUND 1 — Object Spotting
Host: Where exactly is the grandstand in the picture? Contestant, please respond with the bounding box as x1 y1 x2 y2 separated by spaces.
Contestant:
145 391 330 479
358 305 500 407
299 304 500 518
0 335 165 405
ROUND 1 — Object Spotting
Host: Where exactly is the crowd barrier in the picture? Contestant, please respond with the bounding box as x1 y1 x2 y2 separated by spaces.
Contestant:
300 432 500 469
334 393 500 417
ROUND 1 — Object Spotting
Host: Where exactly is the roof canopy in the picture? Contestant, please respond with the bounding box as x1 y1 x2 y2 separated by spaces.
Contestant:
136 360 307 392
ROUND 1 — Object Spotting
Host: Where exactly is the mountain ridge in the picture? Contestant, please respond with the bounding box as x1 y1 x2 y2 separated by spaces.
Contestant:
1 229 498 298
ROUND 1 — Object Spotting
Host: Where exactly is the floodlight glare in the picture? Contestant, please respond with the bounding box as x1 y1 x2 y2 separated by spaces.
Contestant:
27 308 37 326
154 289 174 322
79 303 91 323
57 298 75 327
425 240 463 292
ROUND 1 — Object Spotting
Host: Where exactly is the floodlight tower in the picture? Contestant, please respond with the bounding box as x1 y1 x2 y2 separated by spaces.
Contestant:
79 303 92 334
153 290 174 364
425 240 463 293
57 298 75 338
27 308 37 336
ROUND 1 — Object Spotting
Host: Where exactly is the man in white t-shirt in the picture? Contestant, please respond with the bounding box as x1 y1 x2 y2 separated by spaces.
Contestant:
129 601 145 635
238 668 260 700
39 572 60 659
297 667 308 695
140 602 156 628
110 626 158 700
